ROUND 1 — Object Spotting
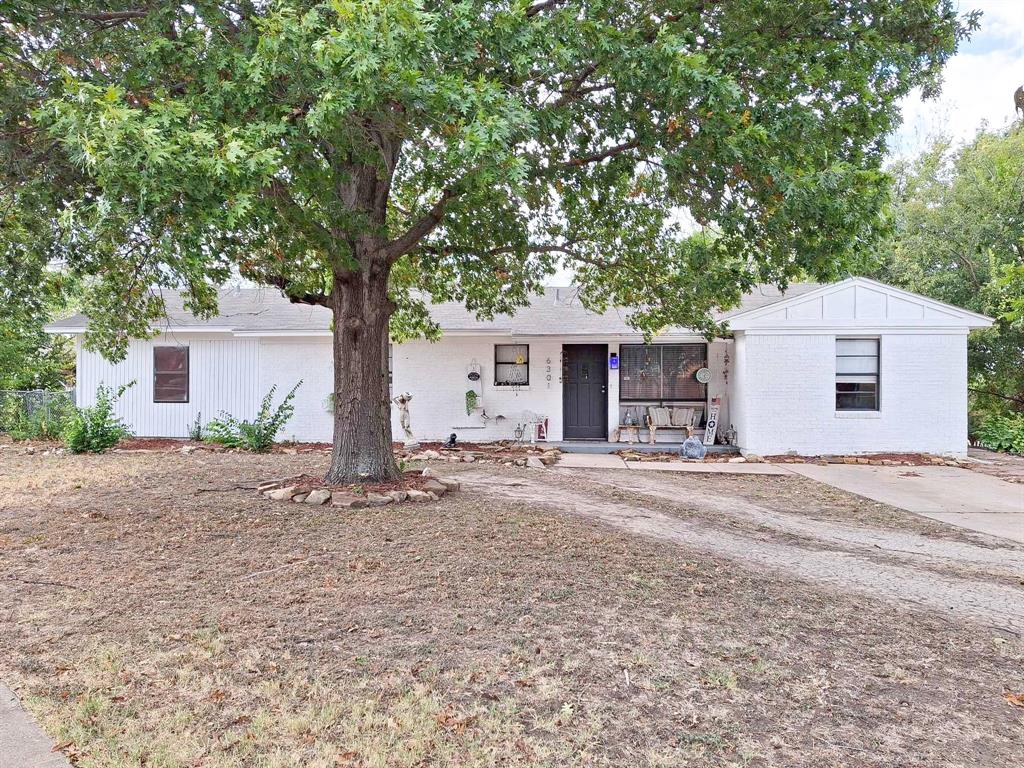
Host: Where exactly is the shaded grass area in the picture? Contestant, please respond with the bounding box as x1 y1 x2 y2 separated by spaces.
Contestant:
1 450 1022 767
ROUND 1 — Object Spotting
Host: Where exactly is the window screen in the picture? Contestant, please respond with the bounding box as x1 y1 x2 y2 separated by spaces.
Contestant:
494 344 529 386
836 338 879 411
154 346 189 403
619 344 706 401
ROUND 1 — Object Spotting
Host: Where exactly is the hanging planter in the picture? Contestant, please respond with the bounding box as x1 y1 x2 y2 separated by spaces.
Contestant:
465 389 479 415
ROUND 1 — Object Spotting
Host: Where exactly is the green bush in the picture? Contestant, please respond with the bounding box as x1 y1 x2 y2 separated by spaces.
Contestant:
63 383 135 453
204 381 301 452
974 412 1024 454
0 392 76 441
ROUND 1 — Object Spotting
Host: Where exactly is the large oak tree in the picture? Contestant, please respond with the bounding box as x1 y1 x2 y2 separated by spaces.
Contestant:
1 0 974 481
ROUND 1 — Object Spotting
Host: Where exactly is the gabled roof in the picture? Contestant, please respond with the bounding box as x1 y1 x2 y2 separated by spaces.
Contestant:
726 276 993 331
50 278 986 338
46 282 824 337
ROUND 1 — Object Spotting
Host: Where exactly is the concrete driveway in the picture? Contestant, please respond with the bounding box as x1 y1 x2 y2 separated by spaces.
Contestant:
786 464 1024 543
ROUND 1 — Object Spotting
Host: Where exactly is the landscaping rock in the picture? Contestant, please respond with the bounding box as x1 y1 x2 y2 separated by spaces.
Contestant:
728 456 747 463
292 493 309 503
744 454 763 463
421 467 438 477
304 488 332 506
421 479 448 495
332 495 368 509
462 454 476 463
258 479 286 492
366 493 394 506
526 456 546 469
264 485 299 501
388 490 409 503
437 477 460 492
407 489 431 502
422 449 441 460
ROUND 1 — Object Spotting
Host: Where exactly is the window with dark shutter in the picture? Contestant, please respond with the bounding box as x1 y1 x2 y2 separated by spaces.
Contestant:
836 338 879 411
619 344 706 401
154 347 189 403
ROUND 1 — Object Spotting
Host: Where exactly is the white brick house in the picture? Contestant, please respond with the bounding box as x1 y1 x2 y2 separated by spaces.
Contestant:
47 277 992 456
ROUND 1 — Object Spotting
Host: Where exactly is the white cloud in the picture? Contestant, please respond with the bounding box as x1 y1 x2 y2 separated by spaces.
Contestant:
891 0 1024 158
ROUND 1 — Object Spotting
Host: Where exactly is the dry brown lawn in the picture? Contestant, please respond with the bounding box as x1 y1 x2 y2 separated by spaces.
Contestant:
1 446 1022 767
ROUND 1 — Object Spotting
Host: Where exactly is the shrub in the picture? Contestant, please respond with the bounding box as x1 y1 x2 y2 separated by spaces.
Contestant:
204 381 301 452
1 391 76 441
63 383 135 453
974 412 1024 454
187 411 204 441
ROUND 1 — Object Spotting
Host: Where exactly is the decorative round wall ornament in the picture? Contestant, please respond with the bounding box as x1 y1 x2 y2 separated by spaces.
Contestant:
695 367 712 384
467 371 481 381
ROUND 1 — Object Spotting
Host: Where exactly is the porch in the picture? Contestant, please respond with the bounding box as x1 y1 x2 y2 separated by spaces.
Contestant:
548 440 739 455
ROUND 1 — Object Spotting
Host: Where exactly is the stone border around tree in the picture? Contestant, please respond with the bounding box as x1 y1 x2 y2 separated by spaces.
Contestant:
257 469 460 508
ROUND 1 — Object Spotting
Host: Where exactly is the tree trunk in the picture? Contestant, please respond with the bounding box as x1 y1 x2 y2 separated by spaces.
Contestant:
325 266 401 484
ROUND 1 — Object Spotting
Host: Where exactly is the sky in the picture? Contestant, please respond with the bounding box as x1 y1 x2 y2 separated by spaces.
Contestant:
890 0 1024 157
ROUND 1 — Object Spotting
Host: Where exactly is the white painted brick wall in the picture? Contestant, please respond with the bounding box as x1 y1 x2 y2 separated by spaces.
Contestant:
734 331 969 456
392 337 566 442
259 340 333 443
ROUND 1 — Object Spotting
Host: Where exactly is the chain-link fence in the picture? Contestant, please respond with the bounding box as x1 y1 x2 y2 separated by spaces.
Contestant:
0 389 76 440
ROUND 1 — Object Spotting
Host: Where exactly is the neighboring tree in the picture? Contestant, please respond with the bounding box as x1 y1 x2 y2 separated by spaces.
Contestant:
1 1 974 481
0 255 75 390
871 126 1024 417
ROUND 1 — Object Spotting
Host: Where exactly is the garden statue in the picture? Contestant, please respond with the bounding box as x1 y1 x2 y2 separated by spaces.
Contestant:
680 425 707 460
392 391 419 449
724 424 737 447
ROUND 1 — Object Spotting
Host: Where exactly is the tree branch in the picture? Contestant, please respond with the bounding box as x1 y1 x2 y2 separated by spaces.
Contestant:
969 388 1024 407
265 275 330 308
564 139 642 167
67 9 149 23
385 187 459 262
525 0 567 17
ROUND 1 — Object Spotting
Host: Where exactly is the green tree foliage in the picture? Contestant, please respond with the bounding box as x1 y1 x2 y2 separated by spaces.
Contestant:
1 1 974 480
871 126 1024 421
0 252 76 390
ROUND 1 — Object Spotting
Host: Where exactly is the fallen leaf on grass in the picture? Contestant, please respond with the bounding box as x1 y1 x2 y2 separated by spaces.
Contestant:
1004 691 1024 708
436 708 478 733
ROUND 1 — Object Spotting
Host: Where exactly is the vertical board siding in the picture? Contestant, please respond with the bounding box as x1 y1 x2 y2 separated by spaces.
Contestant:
76 336 261 438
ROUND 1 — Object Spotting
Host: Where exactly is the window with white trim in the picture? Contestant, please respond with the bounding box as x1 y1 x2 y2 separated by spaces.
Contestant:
494 344 529 386
836 338 879 411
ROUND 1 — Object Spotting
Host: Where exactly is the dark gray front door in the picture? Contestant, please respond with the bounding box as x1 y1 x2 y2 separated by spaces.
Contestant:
562 344 608 439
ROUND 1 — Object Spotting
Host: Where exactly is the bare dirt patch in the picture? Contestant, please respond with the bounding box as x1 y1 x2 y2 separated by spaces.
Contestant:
1 451 1022 767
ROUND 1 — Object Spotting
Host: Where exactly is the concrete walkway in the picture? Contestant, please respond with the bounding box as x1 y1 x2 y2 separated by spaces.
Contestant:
0 683 70 768
785 464 1024 543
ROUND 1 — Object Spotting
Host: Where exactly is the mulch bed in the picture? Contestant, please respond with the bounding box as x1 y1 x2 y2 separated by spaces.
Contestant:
764 452 970 466
273 469 438 496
